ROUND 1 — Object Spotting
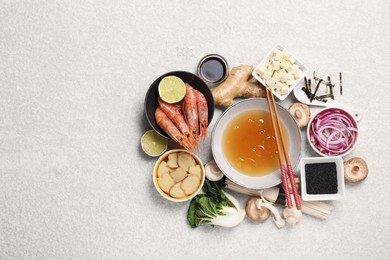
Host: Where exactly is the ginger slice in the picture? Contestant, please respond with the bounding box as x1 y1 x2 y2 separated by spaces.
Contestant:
170 167 186 182
181 175 200 195
157 161 170 177
188 165 201 179
157 173 175 194
169 182 186 198
167 152 178 168
177 152 196 172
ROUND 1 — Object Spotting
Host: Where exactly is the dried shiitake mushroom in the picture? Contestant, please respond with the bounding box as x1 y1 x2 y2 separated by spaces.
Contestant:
344 157 368 183
288 102 311 128
245 197 270 222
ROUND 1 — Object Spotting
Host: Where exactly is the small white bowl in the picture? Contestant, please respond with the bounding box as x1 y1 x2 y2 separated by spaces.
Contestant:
307 107 359 157
153 149 205 202
300 156 345 201
252 44 308 101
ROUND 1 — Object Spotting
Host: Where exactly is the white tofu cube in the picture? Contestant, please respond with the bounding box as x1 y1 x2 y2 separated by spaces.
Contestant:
286 79 294 86
262 70 272 80
274 53 283 61
273 61 280 70
272 72 281 81
279 73 287 83
266 77 276 87
292 64 300 71
257 66 267 76
279 69 286 76
294 69 302 79
295 69 302 79
276 81 285 89
285 64 293 72
280 87 288 95
281 60 292 70
286 72 294 80
282 50 290 59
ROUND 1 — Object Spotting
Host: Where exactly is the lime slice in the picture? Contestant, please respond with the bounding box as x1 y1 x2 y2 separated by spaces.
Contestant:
158 76 186 103
141 130 168 157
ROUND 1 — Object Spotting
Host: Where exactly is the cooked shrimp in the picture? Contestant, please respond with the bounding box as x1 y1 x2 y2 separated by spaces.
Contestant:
182 84 199 141
193 89 208 138
158 97 197 146
155 107 192 150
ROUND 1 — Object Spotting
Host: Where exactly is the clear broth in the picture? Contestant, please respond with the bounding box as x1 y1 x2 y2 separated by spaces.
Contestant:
222 110 289 176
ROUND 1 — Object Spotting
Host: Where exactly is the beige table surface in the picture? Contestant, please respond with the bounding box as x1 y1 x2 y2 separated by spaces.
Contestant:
1 0 389 259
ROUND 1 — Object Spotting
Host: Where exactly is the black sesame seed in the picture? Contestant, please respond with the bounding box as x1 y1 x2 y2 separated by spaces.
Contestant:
305 162 338 194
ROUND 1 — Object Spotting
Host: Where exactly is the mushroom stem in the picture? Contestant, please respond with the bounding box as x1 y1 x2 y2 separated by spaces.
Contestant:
256 191 285 229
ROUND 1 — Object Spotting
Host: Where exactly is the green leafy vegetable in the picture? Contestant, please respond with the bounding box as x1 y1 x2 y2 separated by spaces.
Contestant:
202 177 226 203
187 178 245 228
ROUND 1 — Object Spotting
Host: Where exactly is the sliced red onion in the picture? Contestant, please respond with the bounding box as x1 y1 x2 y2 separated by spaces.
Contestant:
308 108 358 156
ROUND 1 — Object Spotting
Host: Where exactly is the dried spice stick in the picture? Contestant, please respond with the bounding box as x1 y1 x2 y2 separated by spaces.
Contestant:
327 76 333 97
310 79 323 103
304 72 343 103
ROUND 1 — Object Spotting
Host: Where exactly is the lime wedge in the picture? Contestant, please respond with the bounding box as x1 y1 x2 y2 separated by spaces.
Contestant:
141 130 168 157
158 76 186 104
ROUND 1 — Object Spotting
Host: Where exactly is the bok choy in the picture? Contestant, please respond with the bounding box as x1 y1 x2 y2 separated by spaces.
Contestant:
187 178 245 228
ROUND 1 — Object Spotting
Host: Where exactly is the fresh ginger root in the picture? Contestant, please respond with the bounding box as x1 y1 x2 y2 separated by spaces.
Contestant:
212 65 265 108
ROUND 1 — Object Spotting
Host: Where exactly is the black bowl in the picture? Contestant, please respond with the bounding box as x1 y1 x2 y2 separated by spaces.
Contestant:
144 71 215 139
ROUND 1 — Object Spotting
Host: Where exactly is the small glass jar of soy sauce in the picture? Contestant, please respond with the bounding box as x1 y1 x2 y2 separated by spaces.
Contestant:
197 54 229 85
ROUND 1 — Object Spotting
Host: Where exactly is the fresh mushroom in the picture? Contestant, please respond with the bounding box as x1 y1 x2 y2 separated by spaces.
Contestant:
344 157 368 183
255 197 285 228
245 197 270 222
283 206 302 225
288 102 311 128
205 160 224 181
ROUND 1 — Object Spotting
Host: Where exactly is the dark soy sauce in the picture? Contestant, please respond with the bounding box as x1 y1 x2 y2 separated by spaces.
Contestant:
200 58 226 83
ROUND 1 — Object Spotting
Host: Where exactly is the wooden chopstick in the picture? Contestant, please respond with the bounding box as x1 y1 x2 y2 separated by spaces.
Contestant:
265 88 301 209
265 88 292 208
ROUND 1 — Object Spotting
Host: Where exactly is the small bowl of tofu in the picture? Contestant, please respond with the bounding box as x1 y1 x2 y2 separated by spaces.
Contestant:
153 149 205 202
252 45 308 101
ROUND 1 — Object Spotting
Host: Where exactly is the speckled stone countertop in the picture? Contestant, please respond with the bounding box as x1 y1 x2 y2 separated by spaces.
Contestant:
1 0 389 259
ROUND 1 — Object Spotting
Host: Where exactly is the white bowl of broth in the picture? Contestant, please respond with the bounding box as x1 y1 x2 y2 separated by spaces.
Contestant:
211 98 301 189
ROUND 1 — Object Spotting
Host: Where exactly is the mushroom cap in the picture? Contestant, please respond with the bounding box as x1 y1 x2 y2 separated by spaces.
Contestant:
288 102 311 128
344 157 368 183
245 197 271 222
205 160 224 181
